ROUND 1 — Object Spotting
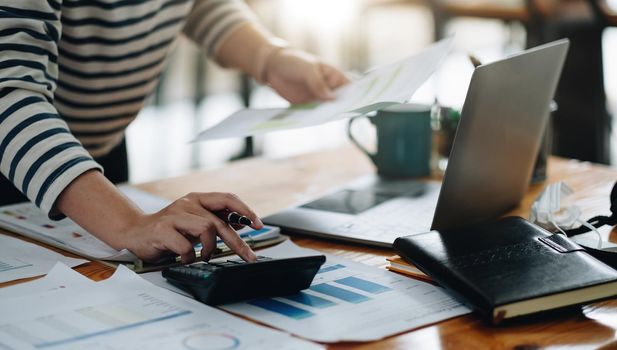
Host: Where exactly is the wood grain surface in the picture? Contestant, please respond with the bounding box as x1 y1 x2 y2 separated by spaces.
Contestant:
2 144 616 349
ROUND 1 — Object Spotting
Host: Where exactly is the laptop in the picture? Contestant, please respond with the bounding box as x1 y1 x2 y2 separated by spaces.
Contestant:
264 39 570 247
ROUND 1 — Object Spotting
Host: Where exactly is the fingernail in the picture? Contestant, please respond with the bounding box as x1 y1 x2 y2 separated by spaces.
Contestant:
255 217 264 228
202 250 212 262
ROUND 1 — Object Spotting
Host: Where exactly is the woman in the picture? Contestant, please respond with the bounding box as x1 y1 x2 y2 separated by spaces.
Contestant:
0 0 349 263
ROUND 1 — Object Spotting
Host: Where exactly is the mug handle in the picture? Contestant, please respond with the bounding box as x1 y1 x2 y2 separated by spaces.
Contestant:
347 116 376 163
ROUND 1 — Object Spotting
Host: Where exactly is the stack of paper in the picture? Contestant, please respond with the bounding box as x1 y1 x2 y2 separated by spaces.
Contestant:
0 187 284 271
0 234 87 283
0 263 322 349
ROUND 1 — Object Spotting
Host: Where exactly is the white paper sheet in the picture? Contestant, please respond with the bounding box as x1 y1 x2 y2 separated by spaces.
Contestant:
193 38 453 141
0 262 92 299
149 241 471 342
0 263 323 350
0 235 87 284
0 186 169 262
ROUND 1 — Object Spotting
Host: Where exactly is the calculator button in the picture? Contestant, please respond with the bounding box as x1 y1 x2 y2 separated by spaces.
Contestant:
226 259 245 265
208 261 239 267
256 256 272 261
194 264 216 271
227 256 272 264
196 271 211 278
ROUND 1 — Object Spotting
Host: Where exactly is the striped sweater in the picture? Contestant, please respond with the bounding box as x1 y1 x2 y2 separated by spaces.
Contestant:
0 0 256 218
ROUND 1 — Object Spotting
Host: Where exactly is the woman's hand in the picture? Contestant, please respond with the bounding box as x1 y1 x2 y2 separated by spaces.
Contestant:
123 192 262 264
264 49 350 104
214 24 349 104
56 171 260 265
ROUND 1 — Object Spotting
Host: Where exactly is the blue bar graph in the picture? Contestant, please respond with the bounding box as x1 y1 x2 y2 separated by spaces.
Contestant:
310 283 370 304
248 298 314 320
335 276 392 294
317 264 345 274
282 292 336 309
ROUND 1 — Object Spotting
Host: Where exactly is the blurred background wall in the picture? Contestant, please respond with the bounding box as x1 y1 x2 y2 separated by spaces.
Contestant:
125 0 617 183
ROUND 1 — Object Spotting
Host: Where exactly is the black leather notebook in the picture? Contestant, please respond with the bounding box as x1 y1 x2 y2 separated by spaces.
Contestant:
393 217 617 324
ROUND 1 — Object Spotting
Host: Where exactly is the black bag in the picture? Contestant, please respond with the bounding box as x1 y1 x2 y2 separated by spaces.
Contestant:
563 182 617 268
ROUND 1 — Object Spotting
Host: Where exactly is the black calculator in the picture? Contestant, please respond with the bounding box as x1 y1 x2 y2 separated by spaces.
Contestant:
162 255 326 305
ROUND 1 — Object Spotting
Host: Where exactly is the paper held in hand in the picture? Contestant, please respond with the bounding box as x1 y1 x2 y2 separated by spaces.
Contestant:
192 38 453 141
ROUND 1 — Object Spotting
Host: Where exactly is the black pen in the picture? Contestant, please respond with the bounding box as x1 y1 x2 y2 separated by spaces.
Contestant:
219 211 253 226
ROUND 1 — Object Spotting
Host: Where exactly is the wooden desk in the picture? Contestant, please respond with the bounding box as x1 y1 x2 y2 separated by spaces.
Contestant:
2 145 617 349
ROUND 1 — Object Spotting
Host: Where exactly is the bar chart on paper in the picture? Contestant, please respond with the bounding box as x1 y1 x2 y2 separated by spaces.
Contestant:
221 242 470 343
247 269 391 320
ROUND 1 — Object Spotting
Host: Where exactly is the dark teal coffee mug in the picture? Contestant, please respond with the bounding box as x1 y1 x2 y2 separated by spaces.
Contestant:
347 103 432 178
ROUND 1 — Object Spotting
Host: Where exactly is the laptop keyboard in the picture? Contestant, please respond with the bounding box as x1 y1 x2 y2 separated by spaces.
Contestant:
329 183 441 242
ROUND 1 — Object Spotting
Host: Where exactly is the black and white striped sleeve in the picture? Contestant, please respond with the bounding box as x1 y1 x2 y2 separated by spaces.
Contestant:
182 0 258 58
0 0 102 219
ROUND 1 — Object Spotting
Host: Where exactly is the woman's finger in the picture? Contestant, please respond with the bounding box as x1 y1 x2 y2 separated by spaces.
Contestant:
306 68 335 100
177 195 254 232
158 227 196 264
172 208 255 262
199 210 257 262
200 229 217 261
193 192 263 229
170 212 224 260
321 63 350 88
230 223 245 231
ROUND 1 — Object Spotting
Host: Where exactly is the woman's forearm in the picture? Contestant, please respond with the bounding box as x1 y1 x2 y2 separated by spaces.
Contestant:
215 23 285 83
55 170 143 250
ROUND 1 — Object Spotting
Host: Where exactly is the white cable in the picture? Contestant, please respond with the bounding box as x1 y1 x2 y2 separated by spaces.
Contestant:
550 217 567 236
576 218 604 249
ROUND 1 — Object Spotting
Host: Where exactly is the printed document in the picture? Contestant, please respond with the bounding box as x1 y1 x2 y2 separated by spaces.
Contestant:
0 263 323 350
221 241 470 342
151 241 471 342
193 38 452 141
0 235 87 283
0 262 92 299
